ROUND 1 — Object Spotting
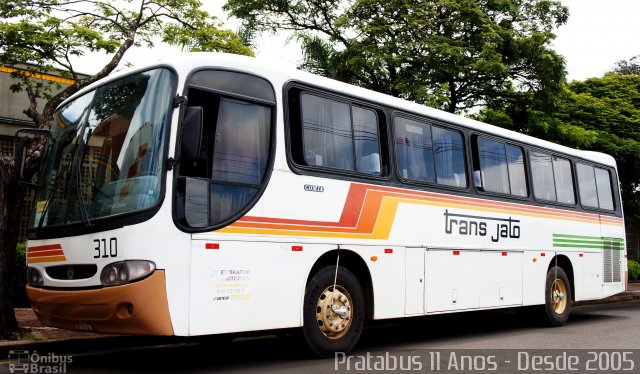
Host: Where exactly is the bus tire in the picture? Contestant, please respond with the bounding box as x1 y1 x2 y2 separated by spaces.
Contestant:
303 265 365 358
544 266 572 326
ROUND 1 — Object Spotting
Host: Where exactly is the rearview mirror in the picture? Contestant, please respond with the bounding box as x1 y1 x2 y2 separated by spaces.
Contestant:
180 106 203 161
14 128 51 188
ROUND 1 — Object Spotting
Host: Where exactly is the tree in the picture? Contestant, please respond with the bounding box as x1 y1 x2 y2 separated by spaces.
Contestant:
225 0 568 113
0 0 252 338
612 55 640 76
480 72 640 218
558 74 640 217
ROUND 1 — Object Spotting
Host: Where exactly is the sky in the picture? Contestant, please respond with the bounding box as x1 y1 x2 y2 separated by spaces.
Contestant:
72 0 640 82
553 0 640 81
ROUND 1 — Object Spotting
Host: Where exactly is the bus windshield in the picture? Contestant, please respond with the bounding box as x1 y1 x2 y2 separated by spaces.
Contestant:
32 68 175 228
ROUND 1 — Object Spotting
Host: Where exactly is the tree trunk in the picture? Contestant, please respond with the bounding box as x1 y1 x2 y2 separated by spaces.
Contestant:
0 156 20 338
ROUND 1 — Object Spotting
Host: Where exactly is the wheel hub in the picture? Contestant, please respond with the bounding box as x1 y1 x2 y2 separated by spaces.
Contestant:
551 279 567 314
315 286 353 339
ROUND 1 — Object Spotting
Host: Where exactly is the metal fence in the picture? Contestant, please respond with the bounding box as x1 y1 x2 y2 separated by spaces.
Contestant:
626 218 640 261
0 134 34 242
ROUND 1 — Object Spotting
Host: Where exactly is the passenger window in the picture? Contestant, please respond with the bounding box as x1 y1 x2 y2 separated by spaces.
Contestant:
300 94 381 175
553 157 575 204
595 168 614 210
507 145 528 197
530 151 575 205
395 117 435 182
474 137 526 197
477 137 510 194
395 117 466 187
530 151 556 201
433 126 466 187
577 163 598 208
352 106 381 174
577 163 614 210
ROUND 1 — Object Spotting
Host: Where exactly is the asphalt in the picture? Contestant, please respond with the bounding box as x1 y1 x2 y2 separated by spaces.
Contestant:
1 282 639 360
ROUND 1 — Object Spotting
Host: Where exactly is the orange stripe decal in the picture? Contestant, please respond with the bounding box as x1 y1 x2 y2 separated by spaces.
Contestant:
219 183 623 239
29 256 67 264
28 244 62 253
27 244 66 264
28 250 65 258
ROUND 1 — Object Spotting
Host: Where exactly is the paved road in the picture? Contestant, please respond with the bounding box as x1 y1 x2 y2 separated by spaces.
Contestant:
2 301 639 373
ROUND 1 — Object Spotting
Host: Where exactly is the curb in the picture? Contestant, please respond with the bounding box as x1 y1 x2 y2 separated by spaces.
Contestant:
573 292 640 307
0 335 185 360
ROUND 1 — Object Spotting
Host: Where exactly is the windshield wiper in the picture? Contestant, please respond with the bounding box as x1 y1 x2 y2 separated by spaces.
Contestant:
74 128 92 227
37 142 77 229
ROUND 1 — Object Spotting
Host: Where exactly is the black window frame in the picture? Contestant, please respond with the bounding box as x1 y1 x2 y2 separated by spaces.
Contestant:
576 161 616 212
470 133 529 200
282 81 622 219
392 112 468 190
529 148 577 207
285 83 390 181
172 68 277 233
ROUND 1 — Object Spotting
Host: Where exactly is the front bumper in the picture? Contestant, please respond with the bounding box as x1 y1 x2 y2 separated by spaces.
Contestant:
27 270 174 335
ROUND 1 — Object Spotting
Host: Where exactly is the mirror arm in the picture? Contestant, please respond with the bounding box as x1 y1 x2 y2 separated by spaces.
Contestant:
167 157 180 171
14 128 51 188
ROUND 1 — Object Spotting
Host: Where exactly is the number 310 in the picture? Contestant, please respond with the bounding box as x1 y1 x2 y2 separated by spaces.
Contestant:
94 238 117 258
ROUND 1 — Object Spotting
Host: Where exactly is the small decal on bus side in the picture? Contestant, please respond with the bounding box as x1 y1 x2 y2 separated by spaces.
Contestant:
304 184 324 192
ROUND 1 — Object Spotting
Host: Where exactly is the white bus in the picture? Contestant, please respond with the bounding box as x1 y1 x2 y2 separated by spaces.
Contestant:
18 53 626 357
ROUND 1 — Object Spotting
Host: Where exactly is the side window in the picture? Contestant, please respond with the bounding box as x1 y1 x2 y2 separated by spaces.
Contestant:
553 157 575 204
395 116 466 187
576 163 598 207
507 145 528 197
473 136 527 197
175 70 275 229
433 126 466 187
577 163 615 210
395 117 435 182
530 150 575 204
353 106 381 174
595 168 614 210
300 93 381 175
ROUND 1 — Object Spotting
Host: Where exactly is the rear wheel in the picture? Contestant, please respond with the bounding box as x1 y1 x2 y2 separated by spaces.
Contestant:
303 265 365 357
544 266 572 326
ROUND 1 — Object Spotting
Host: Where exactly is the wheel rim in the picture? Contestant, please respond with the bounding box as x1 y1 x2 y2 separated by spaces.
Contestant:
551 278 568 314
315 285 353 339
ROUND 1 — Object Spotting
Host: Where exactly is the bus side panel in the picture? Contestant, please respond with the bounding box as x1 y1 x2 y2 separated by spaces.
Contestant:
580 251 603 300
426 249 480 312
521 250 547 306
478 250 523 308
340 245 406 319
600 214 626 298
187 239 323 335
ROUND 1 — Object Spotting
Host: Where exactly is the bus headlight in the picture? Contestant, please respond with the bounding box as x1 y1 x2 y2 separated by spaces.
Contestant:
27 267 44 286
100 260 156 286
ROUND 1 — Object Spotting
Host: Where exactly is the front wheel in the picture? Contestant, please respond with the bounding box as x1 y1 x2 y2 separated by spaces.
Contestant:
303 265 365 357
544 266 572 326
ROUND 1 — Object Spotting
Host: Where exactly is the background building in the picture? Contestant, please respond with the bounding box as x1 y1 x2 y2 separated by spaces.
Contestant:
0 65 78 242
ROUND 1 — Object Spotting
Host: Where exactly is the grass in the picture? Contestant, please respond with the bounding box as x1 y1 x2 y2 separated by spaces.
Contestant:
23 331 45 341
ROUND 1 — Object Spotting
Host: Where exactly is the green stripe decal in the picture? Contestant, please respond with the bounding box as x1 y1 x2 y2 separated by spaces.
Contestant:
553 233 624 250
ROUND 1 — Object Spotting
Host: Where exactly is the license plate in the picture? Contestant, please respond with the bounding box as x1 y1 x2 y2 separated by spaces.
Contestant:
74 321 95 332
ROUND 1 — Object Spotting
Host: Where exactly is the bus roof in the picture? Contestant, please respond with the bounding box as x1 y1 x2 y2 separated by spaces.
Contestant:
66 52 617 168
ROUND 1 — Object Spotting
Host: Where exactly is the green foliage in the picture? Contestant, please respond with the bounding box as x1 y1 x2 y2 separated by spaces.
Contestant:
0 0 253 127
612 55 640 76
14 243 28 307
225 0 568 113
480 73 640 218
628 259 640 281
